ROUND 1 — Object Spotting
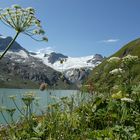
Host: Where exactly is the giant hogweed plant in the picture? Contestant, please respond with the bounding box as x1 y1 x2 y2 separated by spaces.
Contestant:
0 5 48 60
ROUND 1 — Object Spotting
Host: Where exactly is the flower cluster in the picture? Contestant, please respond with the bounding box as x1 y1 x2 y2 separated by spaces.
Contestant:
8 95 17 100
109 68 123 75
22 93 35 106
107 57 120 63
0 106 6 112
0 4 48 41
6 108 16 117
121 97 134 103
132 84 140 95
112 85 119 91
122 55 139 67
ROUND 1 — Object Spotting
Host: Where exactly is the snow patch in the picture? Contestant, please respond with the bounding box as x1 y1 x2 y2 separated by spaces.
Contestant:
0 50 29 59
7 50 29 58
0 35 7 39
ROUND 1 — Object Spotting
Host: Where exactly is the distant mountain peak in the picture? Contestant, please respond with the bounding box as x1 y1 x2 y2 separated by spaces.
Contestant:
87 54 103 64
0 36 28 53
0 34 7 39
46 52 68 64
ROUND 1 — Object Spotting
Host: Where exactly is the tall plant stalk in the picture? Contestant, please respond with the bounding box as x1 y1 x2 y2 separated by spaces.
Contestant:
0 111 11 128
0 32 19 60
0 5 48 60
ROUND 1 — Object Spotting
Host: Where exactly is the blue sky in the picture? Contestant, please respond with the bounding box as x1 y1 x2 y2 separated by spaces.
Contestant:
0 0 140 57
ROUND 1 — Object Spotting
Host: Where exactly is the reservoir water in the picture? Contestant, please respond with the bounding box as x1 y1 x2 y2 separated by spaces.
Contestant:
0 89 78 125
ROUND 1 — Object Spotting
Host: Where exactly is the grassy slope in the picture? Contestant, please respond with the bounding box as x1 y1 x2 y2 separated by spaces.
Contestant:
112 38 140 57
86 38 140 89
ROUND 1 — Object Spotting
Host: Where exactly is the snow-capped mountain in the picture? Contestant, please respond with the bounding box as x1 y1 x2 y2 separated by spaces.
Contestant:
0 36 104 87
31 50 103 72
0 37 71 88
30 50 104 85
0 35 103 71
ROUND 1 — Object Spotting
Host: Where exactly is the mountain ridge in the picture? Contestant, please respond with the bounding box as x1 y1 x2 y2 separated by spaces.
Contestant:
0 36 28 53
0 36 103 88
32 51 103 72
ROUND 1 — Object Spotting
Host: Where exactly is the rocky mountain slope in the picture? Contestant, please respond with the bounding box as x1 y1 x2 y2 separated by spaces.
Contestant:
31 51 104 84
0 36 70 89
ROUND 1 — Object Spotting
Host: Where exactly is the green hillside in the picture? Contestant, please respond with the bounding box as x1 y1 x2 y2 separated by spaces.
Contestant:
112 38 140 57
85 38 140 93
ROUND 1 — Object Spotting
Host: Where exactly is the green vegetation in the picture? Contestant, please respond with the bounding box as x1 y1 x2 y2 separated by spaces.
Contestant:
0 4 140 140
0 85 140 139
85 38 140 93
0 38 140 139
113 38 140 57
0 52 140 139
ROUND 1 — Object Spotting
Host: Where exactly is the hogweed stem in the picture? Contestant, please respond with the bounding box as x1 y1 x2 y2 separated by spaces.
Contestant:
0 31 20 60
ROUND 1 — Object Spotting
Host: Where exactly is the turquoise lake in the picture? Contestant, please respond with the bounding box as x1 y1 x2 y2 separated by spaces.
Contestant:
0 89 78 125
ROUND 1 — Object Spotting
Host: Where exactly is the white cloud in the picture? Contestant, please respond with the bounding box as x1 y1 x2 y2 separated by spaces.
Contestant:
36 47 54 54
101 39 119 43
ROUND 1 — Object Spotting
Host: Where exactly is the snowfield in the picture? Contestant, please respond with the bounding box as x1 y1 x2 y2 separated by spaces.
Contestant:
32 52 100 72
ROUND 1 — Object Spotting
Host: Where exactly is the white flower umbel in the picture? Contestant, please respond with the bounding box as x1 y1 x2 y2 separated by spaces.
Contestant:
121 97 134 103
107 57 120 63
109 68 123 75
122 55 139 66
0 5 48 59
112 85 119 90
